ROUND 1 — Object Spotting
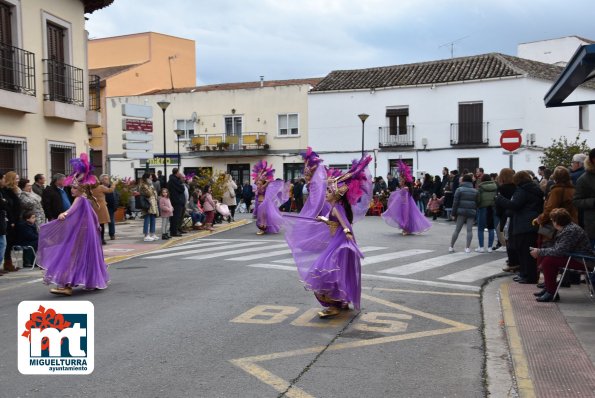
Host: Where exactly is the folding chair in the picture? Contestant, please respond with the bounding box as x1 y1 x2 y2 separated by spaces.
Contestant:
554 244 595 299
11 245 38 270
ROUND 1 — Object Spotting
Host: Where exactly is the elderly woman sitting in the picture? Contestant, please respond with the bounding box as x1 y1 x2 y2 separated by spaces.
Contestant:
530 208 594 302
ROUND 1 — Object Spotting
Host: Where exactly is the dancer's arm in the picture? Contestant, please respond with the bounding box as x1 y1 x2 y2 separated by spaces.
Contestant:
331 207 354 241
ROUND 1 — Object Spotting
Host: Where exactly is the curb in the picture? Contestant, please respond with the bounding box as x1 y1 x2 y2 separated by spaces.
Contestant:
104 219 251 265
500 282 536 398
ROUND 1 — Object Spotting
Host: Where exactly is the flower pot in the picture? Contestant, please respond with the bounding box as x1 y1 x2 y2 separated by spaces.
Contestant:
114 207 126 222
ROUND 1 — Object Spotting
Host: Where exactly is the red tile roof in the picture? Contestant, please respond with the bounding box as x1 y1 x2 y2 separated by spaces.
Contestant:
144 78 323 95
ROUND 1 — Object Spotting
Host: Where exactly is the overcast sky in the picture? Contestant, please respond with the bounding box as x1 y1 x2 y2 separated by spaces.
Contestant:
86 0 595 85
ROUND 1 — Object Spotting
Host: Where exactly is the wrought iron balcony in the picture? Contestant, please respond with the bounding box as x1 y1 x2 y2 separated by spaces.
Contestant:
88 74 100 111
450 122 489 145
0 42 36 96
188 132 269 153
42 59 84 106
378 125 415 148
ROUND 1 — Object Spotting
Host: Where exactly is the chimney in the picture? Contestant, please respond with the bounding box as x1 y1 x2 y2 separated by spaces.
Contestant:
260 75 264 87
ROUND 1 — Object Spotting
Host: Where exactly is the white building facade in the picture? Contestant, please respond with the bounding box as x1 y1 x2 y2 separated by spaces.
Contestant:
308 53 595 179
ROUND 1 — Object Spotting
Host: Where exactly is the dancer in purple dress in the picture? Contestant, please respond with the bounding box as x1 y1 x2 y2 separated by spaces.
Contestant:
382 160 431 235
285 155 372 318
252 160 288 235
37 153 109 296
300 147 327 218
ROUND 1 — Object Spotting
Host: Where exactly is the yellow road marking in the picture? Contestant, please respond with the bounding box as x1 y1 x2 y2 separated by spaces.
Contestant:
363 286 480 298
229 292 477 396
500 283 536 398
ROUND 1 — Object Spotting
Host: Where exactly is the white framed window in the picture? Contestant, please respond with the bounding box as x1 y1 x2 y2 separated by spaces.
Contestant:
225 116 242 135
175 119 194 140
579 105 589 131
47 141 75 177
41 11 72 64
0 0 23 48
278 113 299 136
0 135 27 177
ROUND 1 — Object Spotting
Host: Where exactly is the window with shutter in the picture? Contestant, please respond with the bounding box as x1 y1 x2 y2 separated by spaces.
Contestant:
458 103 483 144
0 2 12 45
0 2 14 90
46 22 65 62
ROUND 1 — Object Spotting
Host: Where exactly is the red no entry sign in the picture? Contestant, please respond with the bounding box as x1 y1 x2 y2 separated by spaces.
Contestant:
500 129 523 152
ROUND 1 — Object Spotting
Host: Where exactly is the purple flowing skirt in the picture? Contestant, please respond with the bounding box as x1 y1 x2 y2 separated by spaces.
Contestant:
352 166 373 224
284 205 363 309
300 165 327 218
382 189 432 234
37 197 109 289
255 180 289 233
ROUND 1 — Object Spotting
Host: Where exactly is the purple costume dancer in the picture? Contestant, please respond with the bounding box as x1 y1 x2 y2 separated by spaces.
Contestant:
37 153 109 296
252 160 289 235
382 160 431 235
285 155 372 318
300 147 327 218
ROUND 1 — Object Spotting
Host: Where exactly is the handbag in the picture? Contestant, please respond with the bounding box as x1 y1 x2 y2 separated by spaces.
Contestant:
138 195 150 210
537 222 555 239
216 203 230 217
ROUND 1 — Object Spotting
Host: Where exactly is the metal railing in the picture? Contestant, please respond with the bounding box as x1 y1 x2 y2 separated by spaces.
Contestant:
42 59 84 106
88 74 100 111
189 132 269 152
0 42 36 96
450 122 489 145
378 125 415 147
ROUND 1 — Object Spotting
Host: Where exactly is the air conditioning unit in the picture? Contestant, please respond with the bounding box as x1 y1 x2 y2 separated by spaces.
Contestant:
421 137 429 146
528 133 536 146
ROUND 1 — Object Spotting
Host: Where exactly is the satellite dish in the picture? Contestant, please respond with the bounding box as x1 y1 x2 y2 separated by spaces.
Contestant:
191 112 198 122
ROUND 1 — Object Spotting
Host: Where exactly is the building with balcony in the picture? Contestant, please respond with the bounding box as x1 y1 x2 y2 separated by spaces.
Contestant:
88 32 196 174
309 52 595 178
0 0 112 178
105 78 320 183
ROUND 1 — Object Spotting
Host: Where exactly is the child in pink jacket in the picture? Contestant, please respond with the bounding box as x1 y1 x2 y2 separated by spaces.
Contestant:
159 188 174 239
426 193 444 220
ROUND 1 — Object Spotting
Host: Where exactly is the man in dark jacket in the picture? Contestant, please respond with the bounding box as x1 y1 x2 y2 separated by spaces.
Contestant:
32 174 46 197
387 174 399 192
42 174 70 221
293 179 304 211
167 168 186 237
495 171 544 284
570 153 587 185
242 182 254 212
573 149 595 245
449 174 478 252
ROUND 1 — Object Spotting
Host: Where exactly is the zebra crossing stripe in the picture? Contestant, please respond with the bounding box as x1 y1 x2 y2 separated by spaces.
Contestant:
438 259 507 282
228 249 291 261
361 249 433 266
147 241 229 255
378 251 479 276
272 246 388 264
183 243 288 260
145 241 261 259
247 264 295 271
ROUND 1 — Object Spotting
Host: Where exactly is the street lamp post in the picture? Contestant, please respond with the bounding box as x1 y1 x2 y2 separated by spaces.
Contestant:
358 113 369 158
157 100 170 177
174 129 184 170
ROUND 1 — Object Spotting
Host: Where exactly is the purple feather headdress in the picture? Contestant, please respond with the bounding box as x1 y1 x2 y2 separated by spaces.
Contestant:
397 160 413 183
301 147 322 177
251 160 275 182
327 155 372 205
64 153 97 186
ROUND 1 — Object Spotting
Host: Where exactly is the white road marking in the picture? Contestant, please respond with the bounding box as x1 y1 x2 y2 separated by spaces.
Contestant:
361 249 433 266
188 238 285 243
25 278 43 284
183 243 288 260
145 241 260 259
272 246 388 264
148 241 229 254
247 263 296 271
228 249 291 261
378 252 479 275
438 259 507 282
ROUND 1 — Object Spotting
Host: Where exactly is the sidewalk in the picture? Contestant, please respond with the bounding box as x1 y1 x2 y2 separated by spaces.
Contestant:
498 277 595 397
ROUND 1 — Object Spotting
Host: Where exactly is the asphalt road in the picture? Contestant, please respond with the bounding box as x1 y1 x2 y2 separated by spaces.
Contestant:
0 216 507 398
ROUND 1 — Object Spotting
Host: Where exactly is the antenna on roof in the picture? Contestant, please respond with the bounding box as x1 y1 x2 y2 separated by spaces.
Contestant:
439 35 470 58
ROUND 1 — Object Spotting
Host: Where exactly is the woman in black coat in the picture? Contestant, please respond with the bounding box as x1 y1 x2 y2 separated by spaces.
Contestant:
1 171 22 271
495 171 544 284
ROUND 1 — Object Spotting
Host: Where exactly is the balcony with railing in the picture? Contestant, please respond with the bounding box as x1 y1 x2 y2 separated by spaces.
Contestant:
86 74 101 127
378 125 415 148
188 132 270 156
0 42 37 113
42 59 86 121
450 122 489 146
